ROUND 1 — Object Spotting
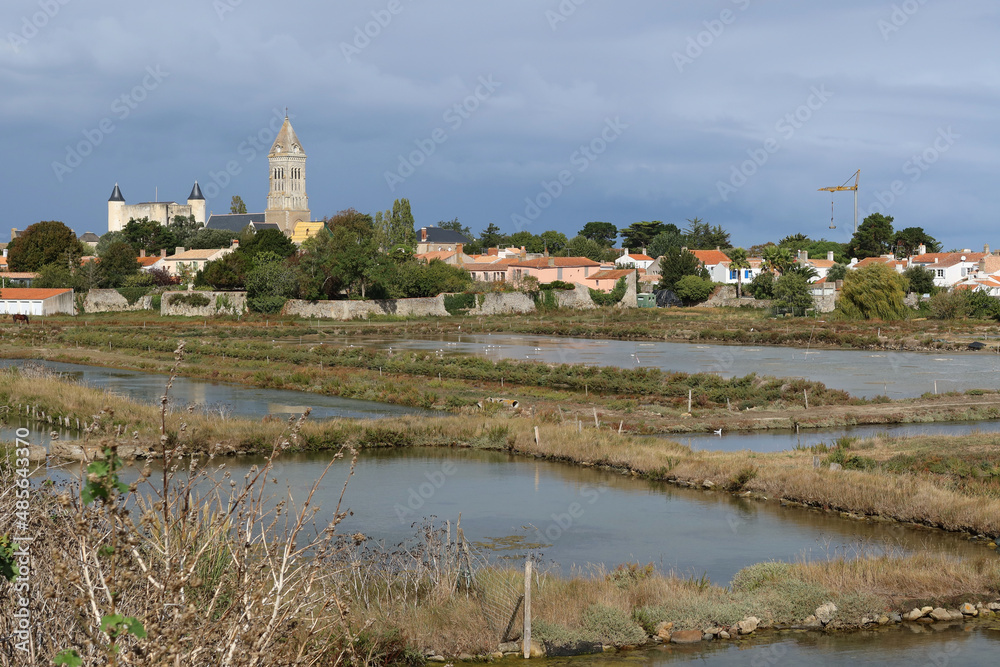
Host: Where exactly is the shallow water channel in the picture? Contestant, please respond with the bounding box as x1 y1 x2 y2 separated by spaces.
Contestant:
1 359 431 421
336 332 1000 399
665 419 1000 453
91 447 991 585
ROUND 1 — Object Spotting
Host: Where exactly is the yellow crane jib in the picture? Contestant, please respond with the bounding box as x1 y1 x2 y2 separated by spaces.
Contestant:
818 170 860 234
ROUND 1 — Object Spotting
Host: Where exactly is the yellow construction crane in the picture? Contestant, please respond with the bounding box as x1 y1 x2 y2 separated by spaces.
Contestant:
818 169 860 234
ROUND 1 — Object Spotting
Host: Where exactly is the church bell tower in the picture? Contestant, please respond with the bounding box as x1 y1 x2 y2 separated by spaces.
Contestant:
264 115 310 235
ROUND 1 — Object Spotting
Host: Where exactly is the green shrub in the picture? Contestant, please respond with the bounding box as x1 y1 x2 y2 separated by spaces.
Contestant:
443 292 476 315
168 293 211 308
151 294 161 311
115 285 152 306
247 295 287 314
589 277 628 307
580 604 647 646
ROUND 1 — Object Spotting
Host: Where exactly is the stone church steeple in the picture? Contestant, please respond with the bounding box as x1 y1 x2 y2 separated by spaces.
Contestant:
264 115 310 235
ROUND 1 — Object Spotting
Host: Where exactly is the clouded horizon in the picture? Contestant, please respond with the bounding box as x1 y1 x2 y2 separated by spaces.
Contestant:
3 0 997 250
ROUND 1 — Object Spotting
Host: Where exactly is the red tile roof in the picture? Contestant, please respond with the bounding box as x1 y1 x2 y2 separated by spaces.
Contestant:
623 253 654 261
690 250 730 266
511 257 601 268
137 256 160 267
586 269 637 282
0 288 72 300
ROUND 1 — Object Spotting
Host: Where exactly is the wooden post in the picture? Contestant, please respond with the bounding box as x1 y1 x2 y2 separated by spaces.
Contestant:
618 421 623 434
522 559 532 659
934 380 937 395
688 390 692 413
533 426 540 446
804 390 808 410
585 384 588 397
593 408 599 428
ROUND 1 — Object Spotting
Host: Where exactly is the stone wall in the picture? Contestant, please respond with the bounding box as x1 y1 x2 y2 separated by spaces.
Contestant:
814 293 838 313
281 295 448 319
471 292 536 315
84 289 153 313
700 285 772 309
556 283 596 310
161 291 247 317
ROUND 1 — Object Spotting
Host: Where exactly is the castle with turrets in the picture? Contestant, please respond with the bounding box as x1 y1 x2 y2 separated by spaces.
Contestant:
108 115 313 238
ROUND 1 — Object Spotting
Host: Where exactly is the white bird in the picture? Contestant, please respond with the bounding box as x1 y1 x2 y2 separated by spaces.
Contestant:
713 428 723 436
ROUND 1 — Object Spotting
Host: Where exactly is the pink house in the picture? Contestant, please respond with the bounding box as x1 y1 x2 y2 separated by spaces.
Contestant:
509 257 602 285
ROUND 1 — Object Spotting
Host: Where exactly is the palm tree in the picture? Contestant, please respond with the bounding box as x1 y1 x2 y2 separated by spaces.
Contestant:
762 246 794 276
727 247 751 298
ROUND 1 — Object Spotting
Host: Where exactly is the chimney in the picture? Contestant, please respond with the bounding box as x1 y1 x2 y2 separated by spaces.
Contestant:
827 251 834 262
160 248 167 258
544 247 549 258
918 243 926 255
986 244 991 255
642 247 647 256
420 227 427 242
548 256 555 267
231 238 239 248
175 246 184 255
139 249 146 258
457 243 463 255
798 250 808 263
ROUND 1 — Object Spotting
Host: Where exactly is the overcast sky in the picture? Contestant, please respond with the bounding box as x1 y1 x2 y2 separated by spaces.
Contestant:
2 0 997 249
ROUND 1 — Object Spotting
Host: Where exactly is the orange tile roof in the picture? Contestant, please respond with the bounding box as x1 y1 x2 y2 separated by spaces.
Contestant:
911 252 985 265
623 253 654 261
511 257 601 268
690 250 730 266
465 263 512 272
0 288 72 299
854 257 906 269
807 259 836 268
137 256 160 267
586 269 637 282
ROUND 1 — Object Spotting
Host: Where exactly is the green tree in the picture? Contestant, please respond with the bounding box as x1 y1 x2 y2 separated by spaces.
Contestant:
374 198 417 252
928 290 967 320
8 220 85 271
838 263 908 320
727 247 751 298
245 251 296 313
293 232 339 300
578 222 618 247
122 217 177 256
773 273 814 314
240 229 296 259
95 231 128 257
647 226 685 259
99 241 141 288
509 231 544 253
683 218 730 249
479 223 507 249
32 262 74 289
902 265 935 295
777 233 813 251
826 263 848 283
673 274 714 304
893 226 941 257
847 213 895 259
761 245 794 275
965 290 1000 320
167 215 203 247
746 271 775 299
658 247 708 292
327 209 379 298
806 240 848 264
186 228 237 249
539 230 569 253
230 195 247 214
198 252 249 290
563 235 606 261
437 218 472 238
620 221 666 250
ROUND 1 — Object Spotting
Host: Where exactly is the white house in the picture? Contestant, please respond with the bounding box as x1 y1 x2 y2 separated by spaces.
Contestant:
615 252 655 271
910 251 985 288
159 246 236 278
0 288 75 315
